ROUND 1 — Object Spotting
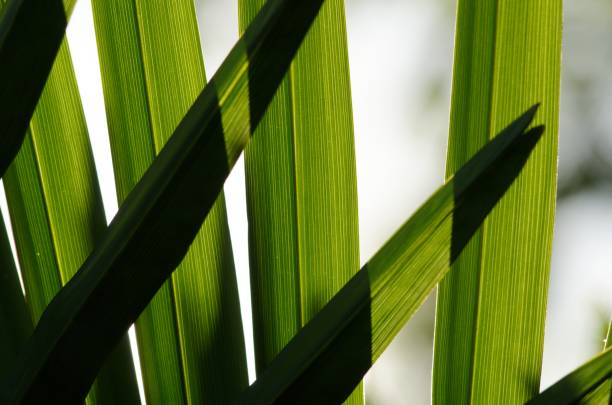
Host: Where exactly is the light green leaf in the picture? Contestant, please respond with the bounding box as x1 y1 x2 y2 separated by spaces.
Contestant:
433 2 562 404
235 108 544 404
0 0 325 402
239 0 362 403
91 0 246 403
2 38 139 405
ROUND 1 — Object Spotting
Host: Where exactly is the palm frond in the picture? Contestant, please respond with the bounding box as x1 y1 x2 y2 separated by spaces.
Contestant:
0 0 325 402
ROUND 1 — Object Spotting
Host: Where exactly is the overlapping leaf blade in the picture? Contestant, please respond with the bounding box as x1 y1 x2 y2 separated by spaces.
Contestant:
1 37 140 405
433 2 562 404
239 0 362 403
0 0 78 176
0 6 28 351
91 0 246 403
0 0 325 402
235 107 544 404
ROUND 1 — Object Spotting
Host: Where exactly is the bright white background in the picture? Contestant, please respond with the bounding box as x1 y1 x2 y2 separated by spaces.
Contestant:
1 0 611 404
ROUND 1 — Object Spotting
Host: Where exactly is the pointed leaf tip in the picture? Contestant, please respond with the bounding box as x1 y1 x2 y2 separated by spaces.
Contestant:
519 103 540 127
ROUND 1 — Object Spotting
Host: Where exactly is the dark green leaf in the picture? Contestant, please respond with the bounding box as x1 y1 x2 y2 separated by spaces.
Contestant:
0 211 31 379
527 347 612 405
0 0 76 176
577 320 612 405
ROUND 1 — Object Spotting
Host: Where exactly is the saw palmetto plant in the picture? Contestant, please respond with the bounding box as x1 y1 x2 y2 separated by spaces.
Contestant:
0 0 610 404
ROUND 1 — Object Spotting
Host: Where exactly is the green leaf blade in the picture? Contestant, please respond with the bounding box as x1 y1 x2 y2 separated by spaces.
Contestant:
239 0 362 402
2 39 140 404
433 2 562 404
91 0 247 403
0 0 79 176
3 135 63 319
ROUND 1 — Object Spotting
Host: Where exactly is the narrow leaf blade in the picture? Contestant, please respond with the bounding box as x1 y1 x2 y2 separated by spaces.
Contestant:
239 0 362 402
2 39 140 405
91 0 247 402
433 2 562 403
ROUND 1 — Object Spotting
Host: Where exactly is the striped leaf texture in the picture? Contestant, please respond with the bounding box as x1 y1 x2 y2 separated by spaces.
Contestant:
238 0 362 403
91 1 247 403
1 39 139 404
433 1 562 404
